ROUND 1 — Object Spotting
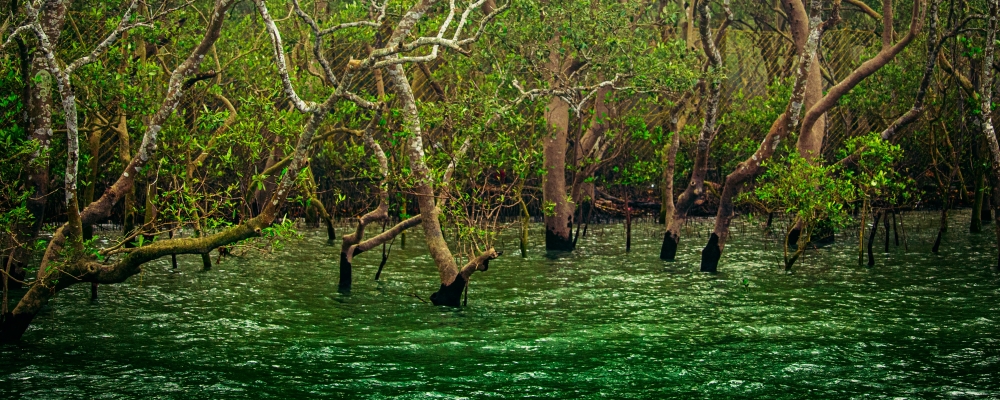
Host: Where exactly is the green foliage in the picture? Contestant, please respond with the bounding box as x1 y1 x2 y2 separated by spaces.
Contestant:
838 133 917 207
742 153 856 232
715 78 793 177
0 56 35 242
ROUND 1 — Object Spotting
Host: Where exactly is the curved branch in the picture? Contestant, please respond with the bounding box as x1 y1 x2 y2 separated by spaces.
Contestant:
798 0 926 137
837 0 942 167
346 215 423 262
187 93 238 177
458 247 498 281
254 0 316 113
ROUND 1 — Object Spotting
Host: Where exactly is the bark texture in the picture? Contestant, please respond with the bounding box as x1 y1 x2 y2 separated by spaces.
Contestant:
978 0 1000 269
701 0 824 272
2 0 238 342
702 0 925 271
542 43 575 251
661 2 724 261
380 0 497 301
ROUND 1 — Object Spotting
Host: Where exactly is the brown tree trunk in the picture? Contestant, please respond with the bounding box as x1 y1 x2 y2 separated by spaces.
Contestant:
391 62 468 304
381 4 497 305
783 0 827 163
701 0 824 272
705 0 925 271
661 3 724 261
338 109 420 292
783 0 827 247
541 35 576 251
543 94 574 251
883 208 890 253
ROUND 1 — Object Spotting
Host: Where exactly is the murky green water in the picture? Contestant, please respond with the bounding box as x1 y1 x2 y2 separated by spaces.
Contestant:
2 212 999 398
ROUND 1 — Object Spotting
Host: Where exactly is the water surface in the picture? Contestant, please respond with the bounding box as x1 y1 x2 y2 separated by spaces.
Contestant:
2 213 999 398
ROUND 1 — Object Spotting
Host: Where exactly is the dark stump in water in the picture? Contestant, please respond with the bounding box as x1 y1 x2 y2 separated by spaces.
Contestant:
338 252 352 293
700 233 721 273
660 231 679 261
430 274 467 307
0 312 34 344
545 228 575 252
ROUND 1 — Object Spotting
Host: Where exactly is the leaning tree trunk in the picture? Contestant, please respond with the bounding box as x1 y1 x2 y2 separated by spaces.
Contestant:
338 109 421 292
784 0 828 164
783 0 828 246
661 2 723 261
380 2 498 305
9 0 69 288
1 0 235 343
976 0 1000 269
387 62 495 305
700 0 824 272
704 0 925 271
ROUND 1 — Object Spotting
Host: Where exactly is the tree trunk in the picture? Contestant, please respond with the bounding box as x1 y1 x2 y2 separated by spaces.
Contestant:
516 185 530 257
542 95 574 251
305 168 335 242
705 0 924 271
883 208 890 253
868 211 881 266
391 59 465 302
784 225 808 272
892 211 900 246
661 3 723 261
932 200 948 253
82 125 102 241
625 189 632 252
858 200 867 264
2 0 236 343
702 0 823 271
11 0 70 288
977 0 1000 269
783 0 827 163
982 188 993 223
541 35 576 251
382 14 497 303
660 116 682 225
338 106 420 292
972 173 985 233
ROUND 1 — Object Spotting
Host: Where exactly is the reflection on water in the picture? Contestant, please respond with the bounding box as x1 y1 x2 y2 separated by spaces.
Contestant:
2 212 999 398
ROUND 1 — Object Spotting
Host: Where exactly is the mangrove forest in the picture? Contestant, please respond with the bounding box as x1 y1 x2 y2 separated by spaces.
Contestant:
1 0 999 397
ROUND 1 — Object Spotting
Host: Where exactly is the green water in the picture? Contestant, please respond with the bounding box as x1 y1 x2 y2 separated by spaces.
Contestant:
2 213 999 399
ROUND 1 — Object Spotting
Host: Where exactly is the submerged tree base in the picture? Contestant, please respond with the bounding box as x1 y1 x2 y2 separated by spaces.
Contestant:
700 233 722 273
545 229 575 252
660 231 679 261
430 275 467 307
339 252 352 293
0 312 33 344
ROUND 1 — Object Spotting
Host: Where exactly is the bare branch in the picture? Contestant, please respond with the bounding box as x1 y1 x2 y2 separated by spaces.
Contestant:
254 0 316 113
